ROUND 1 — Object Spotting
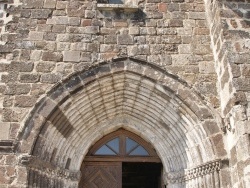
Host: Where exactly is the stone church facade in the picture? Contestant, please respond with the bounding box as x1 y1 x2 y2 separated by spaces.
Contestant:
0 0 249 187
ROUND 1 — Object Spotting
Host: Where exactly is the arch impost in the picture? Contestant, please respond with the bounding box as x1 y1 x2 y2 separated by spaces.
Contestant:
18 154 81 181
166 159 222 183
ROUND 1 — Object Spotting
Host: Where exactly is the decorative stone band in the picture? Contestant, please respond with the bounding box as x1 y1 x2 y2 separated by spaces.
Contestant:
19 155 81 182
167 159 221 183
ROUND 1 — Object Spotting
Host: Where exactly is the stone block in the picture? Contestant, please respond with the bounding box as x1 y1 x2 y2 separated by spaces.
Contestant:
202 120 220 135
134 36 146 44
4 84 31 95
242 65 250 77
44 0 56 8
52 10 65 16
56 1 68 9
211 134 227 157
169 19 183 27
236 135 250 161
188 12 205 20
104 35 117 44
172 12 186 19
57 34 70 42
118 34 133 45
157 28 177 35
167 3 179 12
84 26 99 34
161 35 182 44
31 84 50 96
31 9 52 19
63 51 81 62
0 44 14 53
178 44 192 54
220 168 232 188
233 78 250 91
2 108 24 122
228 52 250 64
128 45 150 56
47 16 69 25
230 64 241 78
0 123 10 139
85 10 95 18
30 50 42 61
3 96 14 107
36 61 55 72
158 3 167 12
199 61 215 74
194 28 210 35
42 52 63 62
40 73 62 84
129 27 140 35
23 0 44 8
100 44 118 53
52 25 66 33
172 54 193 65
81 52 92 62
19 73 40 83
14 96 37 107
69 17 80 26
44 33 56 41
194 44 212 55
8 62 34 72
29 31 44 41
114 21 128 27
81 19 92 26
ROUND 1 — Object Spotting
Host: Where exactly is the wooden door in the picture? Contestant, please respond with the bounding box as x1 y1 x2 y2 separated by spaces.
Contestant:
80 162 122 188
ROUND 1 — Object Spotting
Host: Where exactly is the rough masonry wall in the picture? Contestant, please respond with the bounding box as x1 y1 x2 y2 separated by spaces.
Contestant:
1 0 248 187
0 0 219 140
205 0 250 187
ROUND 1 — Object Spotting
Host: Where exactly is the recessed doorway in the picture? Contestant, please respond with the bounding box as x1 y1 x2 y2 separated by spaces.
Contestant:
79 129 163 188
123 162 162 188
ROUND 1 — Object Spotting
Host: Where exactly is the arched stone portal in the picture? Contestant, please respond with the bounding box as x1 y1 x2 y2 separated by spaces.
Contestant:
18 58 225 187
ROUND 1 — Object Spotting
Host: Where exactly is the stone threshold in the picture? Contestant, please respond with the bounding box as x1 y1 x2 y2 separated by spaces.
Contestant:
97 4 139 12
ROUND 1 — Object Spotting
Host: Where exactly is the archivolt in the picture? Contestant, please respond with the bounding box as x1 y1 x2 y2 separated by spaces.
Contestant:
17 57 223 174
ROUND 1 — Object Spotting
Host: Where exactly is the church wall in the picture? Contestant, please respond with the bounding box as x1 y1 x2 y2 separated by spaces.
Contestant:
0 0 248 187
205 0 250 187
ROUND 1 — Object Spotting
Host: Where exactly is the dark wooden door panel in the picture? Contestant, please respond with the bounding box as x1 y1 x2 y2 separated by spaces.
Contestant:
80 162 122 188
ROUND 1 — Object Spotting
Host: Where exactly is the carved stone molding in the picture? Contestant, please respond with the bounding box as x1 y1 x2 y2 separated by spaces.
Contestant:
167 159 221 183
19 155 81 181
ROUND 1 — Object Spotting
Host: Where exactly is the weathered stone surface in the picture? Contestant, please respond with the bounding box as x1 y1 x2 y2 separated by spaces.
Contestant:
19 74 40 83
4 84 31 95
8 62 34 72
14 96 37 107
42 52 63 62
31 9 52 19
36 62 55 73
0 0 249 187
117 34 133 45
63 51 81 62
40 73 62 84
0 123 10 139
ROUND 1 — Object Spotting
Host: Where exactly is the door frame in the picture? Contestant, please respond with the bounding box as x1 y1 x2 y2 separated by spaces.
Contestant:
80 129 163 187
